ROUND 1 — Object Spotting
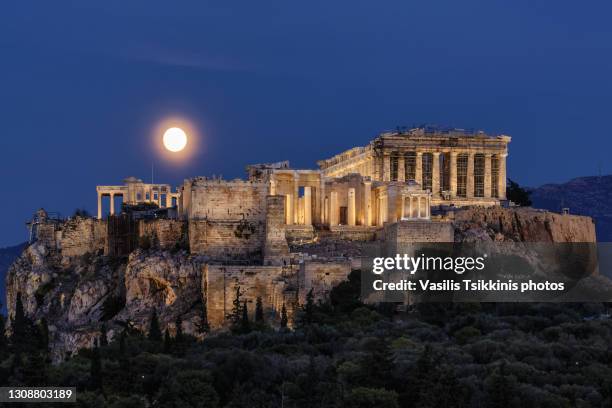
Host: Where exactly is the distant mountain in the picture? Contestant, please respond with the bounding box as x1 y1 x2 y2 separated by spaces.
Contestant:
0 243 26 312
530 175 612 242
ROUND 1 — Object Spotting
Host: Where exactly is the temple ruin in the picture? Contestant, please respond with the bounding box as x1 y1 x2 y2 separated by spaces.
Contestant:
88 126 511 327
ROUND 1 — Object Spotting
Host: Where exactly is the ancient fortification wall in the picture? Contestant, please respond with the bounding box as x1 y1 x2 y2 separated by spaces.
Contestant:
59 218 107 257
190 180 268 221
385 220 454 244
204 264 298 328
299 261 352 303
188 181 269 259
139 219 186 250
263 195 290 264
189 220 265 261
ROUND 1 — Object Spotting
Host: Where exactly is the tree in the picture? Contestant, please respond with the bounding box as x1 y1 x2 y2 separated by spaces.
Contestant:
280 304 288 329
227 286 243 324
158 370 219 408
0 313 7 355
38 318 50 353
148 309 162 342
485 364 519 408
89 340 103 390
239 301 250 334
302 288 315 325
343 387 399 408
11 292 36 354
506 179 532 206
175 315 183 343
255 297 264 324
196 299 210 335
163 329 172 354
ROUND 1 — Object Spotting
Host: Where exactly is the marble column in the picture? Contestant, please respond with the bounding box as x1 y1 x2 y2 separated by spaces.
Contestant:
330 191 338 226
110 193 115 215
466 152 475 198
97 193 102 220
166 192 172 208
347 188 356 226
484 153 492 198
293 172 299 224
450 152 457 198
432 152 440 197
398 157 406 182
383 154 391 182
364 181 372 226
499 153 508 200
304 186 312 226
415 152 423 186
319 179 326 224
269 178 277 195
285 194 293 225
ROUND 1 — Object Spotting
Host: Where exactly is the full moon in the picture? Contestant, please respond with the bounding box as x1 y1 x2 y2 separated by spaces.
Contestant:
163 127 188 152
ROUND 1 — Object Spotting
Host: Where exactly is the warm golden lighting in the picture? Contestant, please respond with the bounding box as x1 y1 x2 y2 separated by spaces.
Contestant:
163 127 188 152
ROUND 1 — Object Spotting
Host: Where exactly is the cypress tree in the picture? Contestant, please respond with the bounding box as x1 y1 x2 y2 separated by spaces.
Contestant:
0 313 6 355
304 288 315 325
280 304 288 329
38 318 50 352
196 299 210 335
90 340 102 390
255 296 264 324
240 301 250 333
227 286 242 324
12 293 27 349
163 329 172 354
148 309 162 342
175 315 183 343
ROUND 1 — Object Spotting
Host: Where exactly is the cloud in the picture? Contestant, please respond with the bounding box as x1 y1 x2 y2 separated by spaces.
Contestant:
118 44 255 73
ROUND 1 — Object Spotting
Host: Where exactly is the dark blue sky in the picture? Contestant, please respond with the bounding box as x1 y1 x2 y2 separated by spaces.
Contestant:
1 1 611 246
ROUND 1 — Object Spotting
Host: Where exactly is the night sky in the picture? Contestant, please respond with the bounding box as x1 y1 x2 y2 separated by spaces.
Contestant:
1 1 611 247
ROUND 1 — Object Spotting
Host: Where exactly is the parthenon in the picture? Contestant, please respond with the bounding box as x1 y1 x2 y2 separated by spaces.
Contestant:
96 126 510 237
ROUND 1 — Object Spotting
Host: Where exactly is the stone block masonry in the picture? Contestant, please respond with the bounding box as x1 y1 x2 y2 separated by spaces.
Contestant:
189 220 265 261
189 179 268 221
60 218 107 257
204 264 299 328
139 219 186 250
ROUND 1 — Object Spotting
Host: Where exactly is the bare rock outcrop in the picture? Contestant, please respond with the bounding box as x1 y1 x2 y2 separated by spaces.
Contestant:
454 207 596 243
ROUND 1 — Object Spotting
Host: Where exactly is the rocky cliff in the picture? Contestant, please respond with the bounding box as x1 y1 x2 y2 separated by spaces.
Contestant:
5 243 205 362
453 207 597 243
4 206 599 362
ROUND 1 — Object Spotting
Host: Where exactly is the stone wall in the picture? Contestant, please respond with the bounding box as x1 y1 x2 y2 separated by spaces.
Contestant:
454 207 597 243
385 220 454 254
204 264 298 328
264 195 290 265
139 219 186 250
60 218 107 257
328 226 378 241
299 260 352 304
189 220 265 261
190 180 268 221
285 225 315 243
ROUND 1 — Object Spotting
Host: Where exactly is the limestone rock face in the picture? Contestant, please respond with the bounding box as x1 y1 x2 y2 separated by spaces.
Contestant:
454 207 596 243
5 243 204 362
117 249 203 334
